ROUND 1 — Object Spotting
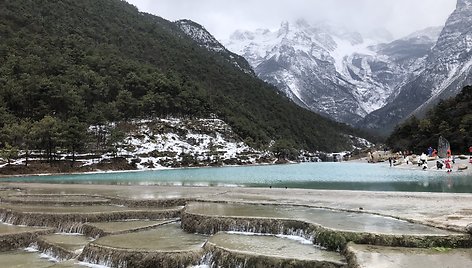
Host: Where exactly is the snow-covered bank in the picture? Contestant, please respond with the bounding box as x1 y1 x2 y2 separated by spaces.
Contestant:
113 118 268 169
0 117 371 176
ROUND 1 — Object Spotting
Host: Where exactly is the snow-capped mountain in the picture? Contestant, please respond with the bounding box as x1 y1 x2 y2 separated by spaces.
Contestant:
361 0 472 133
176 0 470 134
175 20 255 75
225 19 439 124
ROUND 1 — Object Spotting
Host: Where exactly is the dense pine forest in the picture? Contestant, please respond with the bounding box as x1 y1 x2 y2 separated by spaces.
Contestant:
0 0 365 162
387 86 471 154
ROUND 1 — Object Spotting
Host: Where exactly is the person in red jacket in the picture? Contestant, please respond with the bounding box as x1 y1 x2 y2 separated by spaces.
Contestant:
445 158 452 172
469 146 472 164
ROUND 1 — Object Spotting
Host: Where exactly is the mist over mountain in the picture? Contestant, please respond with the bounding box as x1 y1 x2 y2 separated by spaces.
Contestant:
224 20 440 125
223 0 471 135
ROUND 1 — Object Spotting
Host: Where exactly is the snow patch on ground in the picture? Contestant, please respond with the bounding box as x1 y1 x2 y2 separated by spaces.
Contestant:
115 118 264 169
0 117 374 171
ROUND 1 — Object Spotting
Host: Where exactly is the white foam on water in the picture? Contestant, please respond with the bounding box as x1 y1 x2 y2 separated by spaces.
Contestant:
39 252 59 262
54 232 84 236
226 231 313 245
24 246 39 252
275 234 313 245
77 261 111 268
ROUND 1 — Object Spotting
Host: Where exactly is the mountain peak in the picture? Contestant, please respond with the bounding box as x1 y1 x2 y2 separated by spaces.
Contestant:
278 21 290 37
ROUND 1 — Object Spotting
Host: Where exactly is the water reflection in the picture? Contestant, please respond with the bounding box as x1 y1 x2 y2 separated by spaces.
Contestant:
2 163 471 193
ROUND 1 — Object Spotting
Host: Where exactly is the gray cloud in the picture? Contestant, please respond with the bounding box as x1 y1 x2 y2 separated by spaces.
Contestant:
126 0 456 40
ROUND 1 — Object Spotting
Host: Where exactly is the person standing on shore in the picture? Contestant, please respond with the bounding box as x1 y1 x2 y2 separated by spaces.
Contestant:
420 153 427 165
428 146 433 157
469 146 472 164
445 158 452 172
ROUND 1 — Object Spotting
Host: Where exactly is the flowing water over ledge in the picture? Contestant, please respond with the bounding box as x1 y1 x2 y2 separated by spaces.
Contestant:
185 202 454 235
208 232 347 266
89 223 206 251
85 220 172 234
40 234 92 253
2 163 472 193
79 223 207 267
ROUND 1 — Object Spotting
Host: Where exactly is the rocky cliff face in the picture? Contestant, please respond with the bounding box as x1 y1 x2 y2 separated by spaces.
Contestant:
361 0 472 133
225 20 439 124
175 20 255 76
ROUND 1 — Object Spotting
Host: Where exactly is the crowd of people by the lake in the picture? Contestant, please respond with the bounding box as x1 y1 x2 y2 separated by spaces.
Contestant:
367 145 472 173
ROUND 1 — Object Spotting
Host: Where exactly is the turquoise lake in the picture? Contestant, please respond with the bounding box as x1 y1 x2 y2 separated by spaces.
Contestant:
2 162 471 193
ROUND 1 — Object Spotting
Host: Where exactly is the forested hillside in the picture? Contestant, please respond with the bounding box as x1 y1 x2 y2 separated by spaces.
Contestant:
0 0 363 158
386 86 471 154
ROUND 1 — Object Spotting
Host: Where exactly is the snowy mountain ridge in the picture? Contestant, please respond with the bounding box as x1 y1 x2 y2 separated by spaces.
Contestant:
176 19 226 53
175 0 470 134
175 20 255 75
224 20 433 123
361 0 472 133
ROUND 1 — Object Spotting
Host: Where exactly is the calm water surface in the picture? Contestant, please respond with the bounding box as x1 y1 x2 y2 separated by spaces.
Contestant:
2 163 471 193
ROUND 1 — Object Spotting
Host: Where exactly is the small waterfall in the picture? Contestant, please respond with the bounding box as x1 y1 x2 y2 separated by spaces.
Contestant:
57 222 85 234
182 208 471 250
79 224 106 238
0 210 19 225
79 244 128 268
0 228 54 251
79 243 203 268
34 235 87 261
200 242 346 268
182 211 314 240
194 252 214 268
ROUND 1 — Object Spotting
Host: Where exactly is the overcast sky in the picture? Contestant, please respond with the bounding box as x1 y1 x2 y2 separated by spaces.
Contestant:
126 0 456 41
